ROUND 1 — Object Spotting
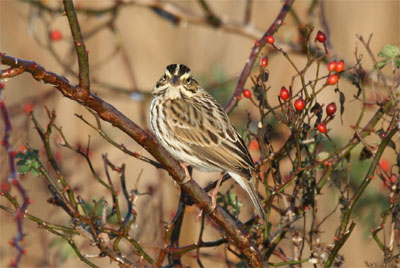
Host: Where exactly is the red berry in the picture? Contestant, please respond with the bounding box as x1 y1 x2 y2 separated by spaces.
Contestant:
335 60 344 72
1 180 11 193
261 57 268 68
23 103 34 114
279 87 290 100
266 35 275 44
0 82 5 89
249 140 260 150
294 98 305 111
327 61 337 72
317 123 327 133
316 30 326 43
379 159 390 172
19 145 27 153
326 102 337 116
327 74 339 85
50 30 62 41
242 89 252 98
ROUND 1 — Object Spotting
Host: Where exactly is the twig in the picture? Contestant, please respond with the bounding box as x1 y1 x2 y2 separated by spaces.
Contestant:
63 0 90 91
243 0 253 25
339 125 399 235
325 222 356 267
75 111 163 169
357 34 396 105
168 190 189 266
26 0 263 39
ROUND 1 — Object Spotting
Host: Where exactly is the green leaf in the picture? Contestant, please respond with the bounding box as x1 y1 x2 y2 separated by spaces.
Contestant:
18 165 30 174
378 44 400 59
16 149 41 176
316 152 330 161
394 58 400 68
50 238 76 263
377 59 390 69
15 152 25 159
31 169 41 177
31 161 41 169
16 159 26 166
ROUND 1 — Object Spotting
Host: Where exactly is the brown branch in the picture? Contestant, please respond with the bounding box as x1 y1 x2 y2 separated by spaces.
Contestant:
63 0 90 91
224 0 295 112
0 53 264 267
26 0 264 40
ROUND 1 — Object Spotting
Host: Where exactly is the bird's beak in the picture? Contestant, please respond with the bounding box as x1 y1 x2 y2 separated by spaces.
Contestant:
170 75 180 86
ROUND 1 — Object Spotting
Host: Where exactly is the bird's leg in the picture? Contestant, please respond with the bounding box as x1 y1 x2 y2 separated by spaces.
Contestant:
210 172 224 211
179 162 192 184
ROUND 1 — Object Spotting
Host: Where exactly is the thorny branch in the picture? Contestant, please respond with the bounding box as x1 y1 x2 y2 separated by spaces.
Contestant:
0 85 31 268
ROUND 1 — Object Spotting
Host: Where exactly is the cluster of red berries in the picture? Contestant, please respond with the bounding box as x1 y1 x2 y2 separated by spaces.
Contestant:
277 85 337 134
241 45 275 99
326 60 344 85
244 31 339 135
278 87 306 112
317 103 337 133
327 60 344 73
316 30 345 86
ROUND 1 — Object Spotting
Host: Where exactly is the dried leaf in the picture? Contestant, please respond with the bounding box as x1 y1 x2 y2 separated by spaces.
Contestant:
359 146 373 160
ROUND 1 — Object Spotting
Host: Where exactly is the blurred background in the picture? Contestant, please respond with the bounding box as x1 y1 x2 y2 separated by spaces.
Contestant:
1 0 399 267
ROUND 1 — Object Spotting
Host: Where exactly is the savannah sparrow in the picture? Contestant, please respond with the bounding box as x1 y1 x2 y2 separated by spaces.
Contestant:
150 64 266 222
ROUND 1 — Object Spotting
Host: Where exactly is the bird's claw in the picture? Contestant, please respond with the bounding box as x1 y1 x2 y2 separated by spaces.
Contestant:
179 162 192 185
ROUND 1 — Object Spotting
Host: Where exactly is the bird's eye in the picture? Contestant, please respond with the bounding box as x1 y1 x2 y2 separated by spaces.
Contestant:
186 77 192 84
161 74 167 81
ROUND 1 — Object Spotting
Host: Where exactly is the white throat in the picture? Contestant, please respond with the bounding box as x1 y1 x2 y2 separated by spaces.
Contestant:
163 85 183 99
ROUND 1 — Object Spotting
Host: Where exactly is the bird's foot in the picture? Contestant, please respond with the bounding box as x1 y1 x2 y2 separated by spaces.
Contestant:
179 162 192 184
209 173 224 212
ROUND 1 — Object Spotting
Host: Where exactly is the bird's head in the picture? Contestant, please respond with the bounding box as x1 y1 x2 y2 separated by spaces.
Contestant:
152 64 200 99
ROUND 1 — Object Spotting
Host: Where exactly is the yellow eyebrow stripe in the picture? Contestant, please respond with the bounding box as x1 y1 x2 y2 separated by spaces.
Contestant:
180 72 191 80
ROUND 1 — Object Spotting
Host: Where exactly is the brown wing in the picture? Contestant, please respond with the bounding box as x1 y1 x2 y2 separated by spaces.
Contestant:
165 92 255 177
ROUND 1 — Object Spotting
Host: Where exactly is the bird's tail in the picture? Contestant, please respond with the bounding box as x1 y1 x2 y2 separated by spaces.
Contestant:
229 172 267 224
